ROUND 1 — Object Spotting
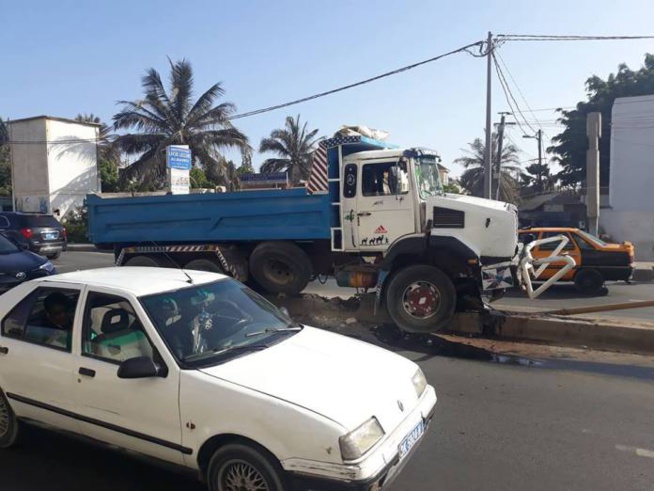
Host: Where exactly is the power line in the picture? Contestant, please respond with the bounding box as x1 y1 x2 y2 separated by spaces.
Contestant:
492 52 537 135
230 40 485 120
494 49 551 140
497 34 654 42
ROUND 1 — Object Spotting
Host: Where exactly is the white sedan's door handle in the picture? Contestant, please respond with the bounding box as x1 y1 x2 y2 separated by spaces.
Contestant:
0 346 8 354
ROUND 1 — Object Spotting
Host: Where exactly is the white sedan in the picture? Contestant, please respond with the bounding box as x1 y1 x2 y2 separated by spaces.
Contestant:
0 267 437 491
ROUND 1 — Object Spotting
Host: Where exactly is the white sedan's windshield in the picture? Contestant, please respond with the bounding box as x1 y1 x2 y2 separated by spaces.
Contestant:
415 156 444 199
140 279 299 367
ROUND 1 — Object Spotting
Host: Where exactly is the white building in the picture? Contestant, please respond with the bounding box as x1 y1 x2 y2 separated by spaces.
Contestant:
601 95 654 260
8 116 100 218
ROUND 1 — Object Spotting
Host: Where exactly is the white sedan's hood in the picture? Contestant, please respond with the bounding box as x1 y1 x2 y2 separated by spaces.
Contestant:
199 327 420 431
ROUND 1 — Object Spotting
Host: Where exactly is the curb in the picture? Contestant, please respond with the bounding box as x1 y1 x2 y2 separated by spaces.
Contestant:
267 294 654 355
632 267 654 282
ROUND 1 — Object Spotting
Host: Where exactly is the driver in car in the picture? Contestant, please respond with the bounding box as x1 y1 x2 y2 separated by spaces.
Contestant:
42 292 74 349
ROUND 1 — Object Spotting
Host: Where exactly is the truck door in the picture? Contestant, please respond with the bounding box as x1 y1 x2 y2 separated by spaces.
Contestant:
352 159 417 251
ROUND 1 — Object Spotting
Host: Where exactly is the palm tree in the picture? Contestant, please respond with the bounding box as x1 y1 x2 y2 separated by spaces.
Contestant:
113 58 250 188
259 115 320 185
454 133 521 203
74 113 120 166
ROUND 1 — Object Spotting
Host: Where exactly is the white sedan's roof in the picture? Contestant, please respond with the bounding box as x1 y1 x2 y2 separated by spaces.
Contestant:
34 267 226 297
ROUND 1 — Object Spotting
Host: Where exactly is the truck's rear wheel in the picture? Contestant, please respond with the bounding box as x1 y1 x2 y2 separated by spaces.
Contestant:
185 258 224 274
385 265 456 333
124 255 160 267
249 242 312 295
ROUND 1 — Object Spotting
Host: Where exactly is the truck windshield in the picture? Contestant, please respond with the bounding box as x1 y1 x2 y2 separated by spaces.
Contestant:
414 155 444 199
140 279 301 368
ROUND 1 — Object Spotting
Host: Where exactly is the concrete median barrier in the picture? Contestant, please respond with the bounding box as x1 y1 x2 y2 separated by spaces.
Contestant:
267 293 654 355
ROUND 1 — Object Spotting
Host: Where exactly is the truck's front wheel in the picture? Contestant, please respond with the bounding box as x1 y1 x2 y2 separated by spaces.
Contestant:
385 265 456 333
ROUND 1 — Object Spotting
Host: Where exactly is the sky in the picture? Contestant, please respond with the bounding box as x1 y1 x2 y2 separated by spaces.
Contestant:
2 0 654 178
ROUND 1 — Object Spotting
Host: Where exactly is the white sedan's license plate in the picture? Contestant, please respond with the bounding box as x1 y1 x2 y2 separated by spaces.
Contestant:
398 420 424 460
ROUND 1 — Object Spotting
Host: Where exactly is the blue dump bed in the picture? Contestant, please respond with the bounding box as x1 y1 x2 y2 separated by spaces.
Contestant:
87 134 394 246
86 188 333 245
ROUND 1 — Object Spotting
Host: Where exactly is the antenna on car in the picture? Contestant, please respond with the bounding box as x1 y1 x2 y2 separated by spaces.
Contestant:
148 240 194 284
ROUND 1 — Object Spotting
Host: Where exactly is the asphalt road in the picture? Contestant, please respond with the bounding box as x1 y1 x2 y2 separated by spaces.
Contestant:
2 327 653 491
54 251 654 322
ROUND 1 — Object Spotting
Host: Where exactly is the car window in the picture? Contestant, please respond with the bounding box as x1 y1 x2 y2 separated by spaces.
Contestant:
25 215 61 228
1 287 80 352
0 234 19 253
538 232 576 251
575 234 596 251
82 292 154 364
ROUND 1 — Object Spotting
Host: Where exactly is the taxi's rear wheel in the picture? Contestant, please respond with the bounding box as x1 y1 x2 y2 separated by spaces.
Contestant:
0 390 19 449
574 268 604 295
208 443 285 491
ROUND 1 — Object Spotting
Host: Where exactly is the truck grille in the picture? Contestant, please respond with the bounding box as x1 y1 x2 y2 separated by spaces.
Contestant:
432 207 465 228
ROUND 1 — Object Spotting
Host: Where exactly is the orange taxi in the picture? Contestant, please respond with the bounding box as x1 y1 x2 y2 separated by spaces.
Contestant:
518 227 634 294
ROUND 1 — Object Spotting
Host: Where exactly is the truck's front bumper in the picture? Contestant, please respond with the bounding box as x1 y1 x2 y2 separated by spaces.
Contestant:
284 386 437 490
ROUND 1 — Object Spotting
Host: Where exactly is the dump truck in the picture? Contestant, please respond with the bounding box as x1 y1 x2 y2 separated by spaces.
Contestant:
87 133 573 333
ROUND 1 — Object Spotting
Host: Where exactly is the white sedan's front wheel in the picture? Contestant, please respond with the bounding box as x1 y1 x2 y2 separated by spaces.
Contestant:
0 390 19 449
208 443 285 491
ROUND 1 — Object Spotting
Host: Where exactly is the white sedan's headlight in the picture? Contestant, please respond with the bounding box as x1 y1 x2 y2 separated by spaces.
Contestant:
39 261 56 273
412 368 427 398
339 417 385 460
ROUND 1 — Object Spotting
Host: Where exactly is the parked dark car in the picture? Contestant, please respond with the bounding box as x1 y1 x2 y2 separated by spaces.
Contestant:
0 212 67 259
0 232 57 292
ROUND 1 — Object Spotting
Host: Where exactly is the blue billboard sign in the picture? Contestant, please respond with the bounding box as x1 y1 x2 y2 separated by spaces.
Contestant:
240 172 288 183
166 145 192 170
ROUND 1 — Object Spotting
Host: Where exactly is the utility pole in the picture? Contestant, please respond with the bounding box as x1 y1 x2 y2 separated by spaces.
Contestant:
483 31 493 199
586 112 601 236
494 112 515 200
523 129 544 190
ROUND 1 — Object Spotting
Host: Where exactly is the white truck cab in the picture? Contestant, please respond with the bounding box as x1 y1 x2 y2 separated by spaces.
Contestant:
341 147 518 262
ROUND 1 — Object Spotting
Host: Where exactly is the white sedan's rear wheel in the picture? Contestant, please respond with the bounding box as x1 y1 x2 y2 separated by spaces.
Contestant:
0 390 19 448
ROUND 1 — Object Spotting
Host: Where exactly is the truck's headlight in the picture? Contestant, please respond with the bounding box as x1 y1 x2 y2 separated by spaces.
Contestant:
412 368 427 398
339 417 385 460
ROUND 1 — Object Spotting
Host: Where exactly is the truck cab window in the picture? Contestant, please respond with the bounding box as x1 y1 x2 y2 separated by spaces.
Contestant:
362 162 409 197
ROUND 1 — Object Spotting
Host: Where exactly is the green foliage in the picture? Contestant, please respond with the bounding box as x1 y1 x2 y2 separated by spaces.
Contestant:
443 182 462 194
259 115 320 185
520 162 557 196
549 53 654 187
61 206 88 243
113 59 250 189
454 132 521 204
99 160 120 192
190 167 210 188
